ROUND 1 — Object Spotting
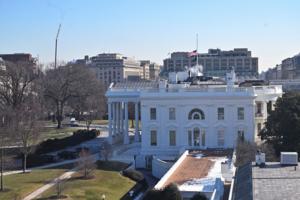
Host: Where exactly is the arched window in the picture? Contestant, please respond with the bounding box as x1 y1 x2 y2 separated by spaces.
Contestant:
188 108 205 120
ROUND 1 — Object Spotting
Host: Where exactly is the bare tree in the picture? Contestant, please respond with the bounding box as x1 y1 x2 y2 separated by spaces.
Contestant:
12 97 42 173
56 179 65 199
77 149 96 179
0 60 39 110
43 64 100 128
83 92 105 130
0 60 40 189
235 136 257 167
100 141 113 161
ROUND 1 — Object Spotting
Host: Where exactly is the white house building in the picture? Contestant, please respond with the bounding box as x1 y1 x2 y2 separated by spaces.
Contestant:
105 69 283 158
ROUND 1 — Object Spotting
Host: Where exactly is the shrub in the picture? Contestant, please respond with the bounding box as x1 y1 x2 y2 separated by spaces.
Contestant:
123 169 144 182
100 141 112 161
96 160 129 171
36 129 100 154
143 183 182 200
191 193 208 200
26 154 56 167
75 147 90 153
162 183 182 200
57 151 78 160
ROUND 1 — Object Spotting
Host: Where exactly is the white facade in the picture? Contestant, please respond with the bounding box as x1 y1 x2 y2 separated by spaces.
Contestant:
105 75 282 157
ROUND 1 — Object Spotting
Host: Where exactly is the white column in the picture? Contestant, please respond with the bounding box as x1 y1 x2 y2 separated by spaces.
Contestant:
113 102 116 135
120 102 124 134
124 102 129 144
134 102 139 142
108 102 113 144
116 102 120 134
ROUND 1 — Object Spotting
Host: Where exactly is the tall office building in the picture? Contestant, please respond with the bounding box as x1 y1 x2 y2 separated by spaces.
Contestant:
163 48 258 78
78 53 143 88
149 62 161 80
140 60 161 80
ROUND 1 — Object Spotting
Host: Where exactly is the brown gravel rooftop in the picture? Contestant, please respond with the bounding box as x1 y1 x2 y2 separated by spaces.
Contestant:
162 149 232 188
163 155 214 187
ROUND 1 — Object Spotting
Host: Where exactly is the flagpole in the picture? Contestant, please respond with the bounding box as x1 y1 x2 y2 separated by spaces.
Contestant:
196 33 199 65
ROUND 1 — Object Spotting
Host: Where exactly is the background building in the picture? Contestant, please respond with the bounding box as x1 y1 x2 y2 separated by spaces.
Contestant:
149 62 161 80
0 53 36 63
74 53 160 88
264 53 300 91
163 48 258 78
265 53 300 80
75 53 142 88
140 60 150 80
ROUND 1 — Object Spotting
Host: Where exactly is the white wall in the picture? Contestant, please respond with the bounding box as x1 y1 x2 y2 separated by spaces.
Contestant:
152 156 174 178
141 94 256 156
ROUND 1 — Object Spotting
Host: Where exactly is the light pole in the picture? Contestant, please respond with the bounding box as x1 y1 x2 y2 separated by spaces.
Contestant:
54 24 61 69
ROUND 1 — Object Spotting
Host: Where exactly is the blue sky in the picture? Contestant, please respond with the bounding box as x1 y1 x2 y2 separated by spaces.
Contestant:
0 0 299 71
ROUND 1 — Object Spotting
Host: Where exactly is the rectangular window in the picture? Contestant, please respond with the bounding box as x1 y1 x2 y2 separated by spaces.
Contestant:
169 130 176 146
194 131 200 146
238 107 244 120
217 130 225 146
238 130 245 139
150 108 156 120
169 107 176 120
257 123 262 133
188 130 192 146
256 102 263 117
201 130 206 146
218 107 224 120
150 130 157 146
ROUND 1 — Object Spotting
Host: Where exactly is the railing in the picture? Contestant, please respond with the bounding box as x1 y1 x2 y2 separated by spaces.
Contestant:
109 85 282 95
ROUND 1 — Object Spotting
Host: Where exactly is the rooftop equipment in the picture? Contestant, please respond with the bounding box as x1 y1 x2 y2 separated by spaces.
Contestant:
255 151 266 167
280 152 298 166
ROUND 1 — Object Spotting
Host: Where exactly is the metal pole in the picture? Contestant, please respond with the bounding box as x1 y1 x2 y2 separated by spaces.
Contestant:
1 148 3 191
54 38 58 69
54 24 61 69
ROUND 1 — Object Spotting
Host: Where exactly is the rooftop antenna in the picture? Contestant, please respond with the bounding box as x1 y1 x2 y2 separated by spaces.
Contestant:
54 24 62 69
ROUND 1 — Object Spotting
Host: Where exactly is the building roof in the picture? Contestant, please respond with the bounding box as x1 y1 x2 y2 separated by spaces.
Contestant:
233 162 300 200
162 154 214 187
232 163 253 200
113 81 158 89
252 163 300 200
155 150 233 193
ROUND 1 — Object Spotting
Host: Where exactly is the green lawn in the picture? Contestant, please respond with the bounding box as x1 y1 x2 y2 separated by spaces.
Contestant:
0 169 66 200
79 119 108 125
40 127 81 141
36 161 135 200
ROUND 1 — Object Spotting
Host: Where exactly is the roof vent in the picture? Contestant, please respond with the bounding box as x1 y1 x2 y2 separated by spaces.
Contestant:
280 152 298 166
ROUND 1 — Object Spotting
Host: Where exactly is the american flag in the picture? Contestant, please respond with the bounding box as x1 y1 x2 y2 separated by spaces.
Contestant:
188 50 198 57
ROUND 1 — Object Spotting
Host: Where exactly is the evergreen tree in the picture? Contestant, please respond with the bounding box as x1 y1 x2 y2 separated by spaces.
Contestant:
260 92 300 155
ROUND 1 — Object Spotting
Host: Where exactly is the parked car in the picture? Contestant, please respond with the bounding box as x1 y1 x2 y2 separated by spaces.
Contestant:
70 118 79 127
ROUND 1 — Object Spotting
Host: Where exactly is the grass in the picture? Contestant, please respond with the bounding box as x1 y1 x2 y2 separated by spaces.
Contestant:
36 161 135 200
0 169 66 200
78 119 108 125
39 126 82 141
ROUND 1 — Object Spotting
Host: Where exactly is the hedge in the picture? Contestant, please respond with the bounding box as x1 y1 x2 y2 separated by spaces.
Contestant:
36 129 100 154
26 154 56 168
122 169 144 182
